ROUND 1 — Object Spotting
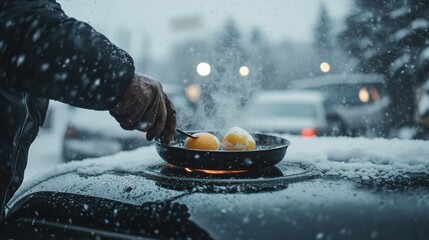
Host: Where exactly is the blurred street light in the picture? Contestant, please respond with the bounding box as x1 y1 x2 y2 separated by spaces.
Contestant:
359 87 370 103
239 66 250 77
185 84 202 103
196 62 211 77
320 62 330 73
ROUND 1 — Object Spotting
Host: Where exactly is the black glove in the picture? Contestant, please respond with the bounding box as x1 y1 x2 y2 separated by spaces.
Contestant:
109 74 176 145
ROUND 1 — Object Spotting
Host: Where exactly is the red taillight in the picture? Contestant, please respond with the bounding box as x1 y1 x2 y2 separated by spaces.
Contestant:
300 128 317 138
65 126 77 139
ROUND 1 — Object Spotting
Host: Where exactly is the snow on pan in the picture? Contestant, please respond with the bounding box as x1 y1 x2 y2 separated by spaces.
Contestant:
285 135 429 183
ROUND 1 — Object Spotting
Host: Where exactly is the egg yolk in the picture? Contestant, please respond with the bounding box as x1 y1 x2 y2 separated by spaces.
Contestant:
184 132 220 150
222 133 256 151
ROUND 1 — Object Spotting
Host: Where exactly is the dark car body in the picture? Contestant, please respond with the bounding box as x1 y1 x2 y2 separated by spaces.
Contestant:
2 137 428 239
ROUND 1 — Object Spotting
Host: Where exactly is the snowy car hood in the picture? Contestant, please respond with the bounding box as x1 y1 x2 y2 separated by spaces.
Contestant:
6 136 429 239
13 135 429 205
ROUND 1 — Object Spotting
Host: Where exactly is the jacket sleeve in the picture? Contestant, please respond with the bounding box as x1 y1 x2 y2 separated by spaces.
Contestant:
0 0 135 110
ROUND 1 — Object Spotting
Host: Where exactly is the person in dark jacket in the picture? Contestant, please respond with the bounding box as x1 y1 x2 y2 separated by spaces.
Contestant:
0 0 176 222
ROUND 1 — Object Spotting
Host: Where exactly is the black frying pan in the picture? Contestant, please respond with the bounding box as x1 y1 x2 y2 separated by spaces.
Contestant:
154 131 291 170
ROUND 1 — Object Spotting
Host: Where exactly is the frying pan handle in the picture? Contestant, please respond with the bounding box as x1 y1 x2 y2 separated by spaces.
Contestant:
177 129 198 139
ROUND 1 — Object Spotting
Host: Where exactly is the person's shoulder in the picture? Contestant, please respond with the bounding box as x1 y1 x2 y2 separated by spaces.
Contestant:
2 0 61 11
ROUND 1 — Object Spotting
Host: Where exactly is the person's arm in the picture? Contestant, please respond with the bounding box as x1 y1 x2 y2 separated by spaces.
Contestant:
0 0 134 110
0 0 176 143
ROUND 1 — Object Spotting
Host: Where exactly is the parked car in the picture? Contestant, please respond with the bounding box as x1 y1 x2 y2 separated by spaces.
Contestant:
394 79 429 140
41 101 74 133
289 74 391 137
242 90 343 137
62 84 196 161
2 136 428 239
62 108 150 161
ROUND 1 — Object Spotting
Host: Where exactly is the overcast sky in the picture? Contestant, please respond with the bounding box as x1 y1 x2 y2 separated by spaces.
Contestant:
58 0 351 61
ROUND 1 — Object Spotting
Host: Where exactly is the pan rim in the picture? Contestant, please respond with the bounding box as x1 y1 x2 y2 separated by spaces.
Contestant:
154 131 291 153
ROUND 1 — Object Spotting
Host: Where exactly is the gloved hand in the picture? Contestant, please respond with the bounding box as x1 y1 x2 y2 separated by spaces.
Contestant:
109 74 176 145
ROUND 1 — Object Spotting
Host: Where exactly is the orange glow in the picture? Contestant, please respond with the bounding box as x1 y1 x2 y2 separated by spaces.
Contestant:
239 66 250 77
185 84 201 103
166 164 248 175
301 128 317 138
370 87 380 102
184 167 248 175
359 87 370 103
320 62 331 73
140 132 147 140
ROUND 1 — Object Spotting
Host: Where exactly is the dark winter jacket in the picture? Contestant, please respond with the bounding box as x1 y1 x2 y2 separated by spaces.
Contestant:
0 0 135 221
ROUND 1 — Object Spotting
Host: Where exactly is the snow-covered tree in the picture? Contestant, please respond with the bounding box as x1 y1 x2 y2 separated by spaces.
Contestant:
211 19 247 78
314 3 334 63
250 28 277 90
339 1 429 128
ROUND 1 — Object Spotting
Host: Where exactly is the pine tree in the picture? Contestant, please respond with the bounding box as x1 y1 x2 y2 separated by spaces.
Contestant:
314 3 333 64
339 1 429 128
250 28 277 90
212 19 247 77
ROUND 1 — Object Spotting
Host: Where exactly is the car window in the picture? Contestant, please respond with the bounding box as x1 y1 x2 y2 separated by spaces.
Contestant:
247 102 318 118
318 84 385 106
